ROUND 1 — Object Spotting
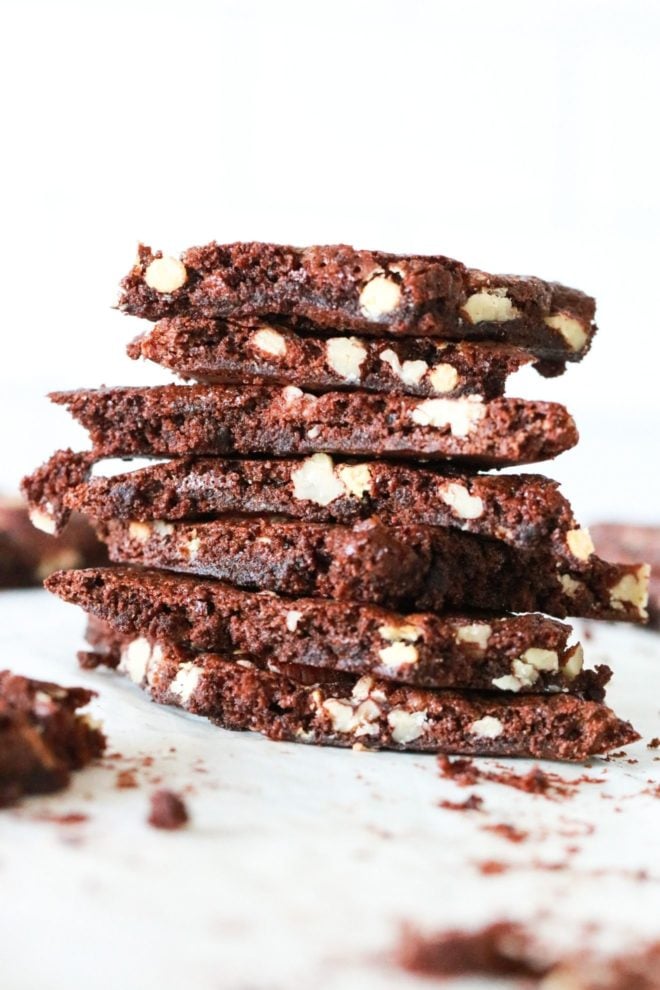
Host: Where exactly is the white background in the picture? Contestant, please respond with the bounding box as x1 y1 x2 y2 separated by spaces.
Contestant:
1 0 659 520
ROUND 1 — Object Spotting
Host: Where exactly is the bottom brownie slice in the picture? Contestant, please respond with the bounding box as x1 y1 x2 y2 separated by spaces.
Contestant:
0 671 106 804
82 625 637 761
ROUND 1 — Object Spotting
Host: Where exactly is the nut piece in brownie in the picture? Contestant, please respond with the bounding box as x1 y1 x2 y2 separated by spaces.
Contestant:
94 516 650 622
118 243 596 369
591 524 660 629
49 385 579 467
76 633 637 760
47 567 608 696
0 670 105 805
128 316 534 398
0 496 106 588
22 451 594 573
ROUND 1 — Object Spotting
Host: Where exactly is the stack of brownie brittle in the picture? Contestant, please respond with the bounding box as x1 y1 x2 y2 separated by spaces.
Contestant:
23 243 650 760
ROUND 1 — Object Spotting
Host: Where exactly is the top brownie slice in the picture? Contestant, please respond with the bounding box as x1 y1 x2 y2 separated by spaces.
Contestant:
117 243 596 368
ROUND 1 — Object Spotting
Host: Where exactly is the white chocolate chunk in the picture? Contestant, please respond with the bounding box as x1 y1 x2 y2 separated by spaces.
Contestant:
186 535 201 558
469 715 504 739
128 520 152 543
428 363 459 394
440 482 484 520
252 327 287 357
119 637 152 685
558 573 584 597
566 527 595 560
378 642 419 669
543 312 588 352
492 675 523 692
462 289 520 324
387 708 427 744
455 623 492 650
322 699 357 733
337 463 371 499
285 610 302 632
153 520 174 536
379 348 428 387
28 506 57 535
352 676 375 701
521 648 559 672
326 337 367 382
144 256 187 293
378 623 422 643
359 275 402 318
609 565 650 614
282 386 304 403
291 453 345 506
410 396 485 438
359 699 381 722
511 659 540 687
562 644 584 681
322 696 381 735
169 661 202 704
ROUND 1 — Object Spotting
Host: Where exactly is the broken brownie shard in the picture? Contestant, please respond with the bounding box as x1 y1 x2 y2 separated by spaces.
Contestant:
118 243 596 368
46 566 610 696
93 517 649 622
128 316 534 398
49 385 579 467
0 670 105 805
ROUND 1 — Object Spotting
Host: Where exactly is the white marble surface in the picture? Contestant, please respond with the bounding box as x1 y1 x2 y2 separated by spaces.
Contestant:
1 590 660 989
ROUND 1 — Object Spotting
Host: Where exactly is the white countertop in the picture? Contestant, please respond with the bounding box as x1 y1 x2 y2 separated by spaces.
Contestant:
2 590 660 989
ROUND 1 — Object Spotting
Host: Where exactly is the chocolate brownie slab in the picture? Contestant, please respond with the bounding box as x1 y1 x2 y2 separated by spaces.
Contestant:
591 524 660 629
0 670 105 805
22 451 585 566
96 518 649 622
49 385 578 466
47 566 606 695
0 497 106 589
128 316 533 398
79 634 636 760
118 244 596 369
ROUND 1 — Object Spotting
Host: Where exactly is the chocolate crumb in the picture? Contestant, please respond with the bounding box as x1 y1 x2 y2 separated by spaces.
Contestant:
396 921 548 978
33 811 89 825
648 738 660 750
116 769 138 789
439 794 484 812
482 823 529 844
477 860 510 875
148 789 188 830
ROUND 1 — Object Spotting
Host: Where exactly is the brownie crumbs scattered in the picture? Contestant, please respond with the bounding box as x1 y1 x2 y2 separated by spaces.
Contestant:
438 755 602 800
116 769 138 789
0 670 105 806
396 921 549 979
148 789 189 830
439 794 484 812
648 738 660 750
482 823 529 844
437 755 481 786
